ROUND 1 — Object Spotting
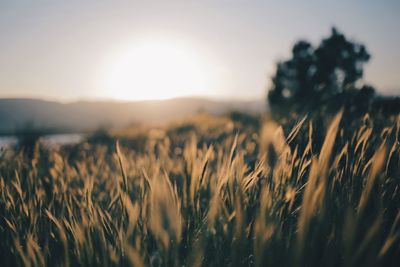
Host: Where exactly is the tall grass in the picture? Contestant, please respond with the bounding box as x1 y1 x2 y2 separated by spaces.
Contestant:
0 113 399 266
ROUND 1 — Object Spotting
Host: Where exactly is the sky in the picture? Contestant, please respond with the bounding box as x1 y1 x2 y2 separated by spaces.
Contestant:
0 0 399 102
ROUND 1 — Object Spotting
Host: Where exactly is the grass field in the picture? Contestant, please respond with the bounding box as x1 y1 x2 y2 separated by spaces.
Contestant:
0 112 399 266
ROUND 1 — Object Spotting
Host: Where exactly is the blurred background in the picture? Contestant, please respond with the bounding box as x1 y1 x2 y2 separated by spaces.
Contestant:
0 0 399 144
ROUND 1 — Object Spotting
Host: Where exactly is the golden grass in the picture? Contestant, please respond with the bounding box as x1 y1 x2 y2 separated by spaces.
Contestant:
0 112 399 266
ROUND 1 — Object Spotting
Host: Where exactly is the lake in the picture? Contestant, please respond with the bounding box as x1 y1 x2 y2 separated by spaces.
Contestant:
0 133 84 148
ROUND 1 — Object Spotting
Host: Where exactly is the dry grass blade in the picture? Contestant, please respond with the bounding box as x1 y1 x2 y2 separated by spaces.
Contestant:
318 111 343 174
358 145 387 213
116 140 129 193
286 115 308 144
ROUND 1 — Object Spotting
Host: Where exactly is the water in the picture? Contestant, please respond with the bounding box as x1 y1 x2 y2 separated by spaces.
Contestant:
41 133 84 146
0 133 84 148
0 136 18 147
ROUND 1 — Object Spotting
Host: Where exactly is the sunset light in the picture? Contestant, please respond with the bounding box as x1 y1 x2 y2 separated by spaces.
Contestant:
106 40 212 101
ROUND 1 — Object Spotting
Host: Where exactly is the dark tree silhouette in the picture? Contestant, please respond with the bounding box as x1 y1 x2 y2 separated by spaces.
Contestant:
268 28 373 117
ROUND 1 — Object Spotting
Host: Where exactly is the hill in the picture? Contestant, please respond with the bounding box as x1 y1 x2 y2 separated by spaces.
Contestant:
0 97 265 134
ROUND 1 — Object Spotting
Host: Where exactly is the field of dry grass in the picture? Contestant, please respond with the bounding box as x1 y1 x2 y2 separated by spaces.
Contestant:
0 112 399 266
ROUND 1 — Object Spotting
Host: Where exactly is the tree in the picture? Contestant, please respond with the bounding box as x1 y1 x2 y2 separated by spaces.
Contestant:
268 28 373 117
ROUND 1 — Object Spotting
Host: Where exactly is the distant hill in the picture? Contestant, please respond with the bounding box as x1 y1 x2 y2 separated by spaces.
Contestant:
0 97 266 134
379 88 400 97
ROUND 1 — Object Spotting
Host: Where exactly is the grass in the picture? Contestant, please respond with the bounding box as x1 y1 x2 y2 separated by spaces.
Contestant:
0 112 399 266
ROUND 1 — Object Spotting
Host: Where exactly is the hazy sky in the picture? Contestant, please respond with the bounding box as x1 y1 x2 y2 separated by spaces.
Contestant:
0 0 399 101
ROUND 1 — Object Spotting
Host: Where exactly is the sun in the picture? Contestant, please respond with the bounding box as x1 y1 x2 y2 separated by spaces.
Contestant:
106 40 211 101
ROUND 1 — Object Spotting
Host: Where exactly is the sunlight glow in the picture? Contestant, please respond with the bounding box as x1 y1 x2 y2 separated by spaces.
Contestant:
106 40 213 101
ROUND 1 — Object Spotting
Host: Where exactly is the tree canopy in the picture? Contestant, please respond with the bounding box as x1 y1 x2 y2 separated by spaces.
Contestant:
268 28 374 116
